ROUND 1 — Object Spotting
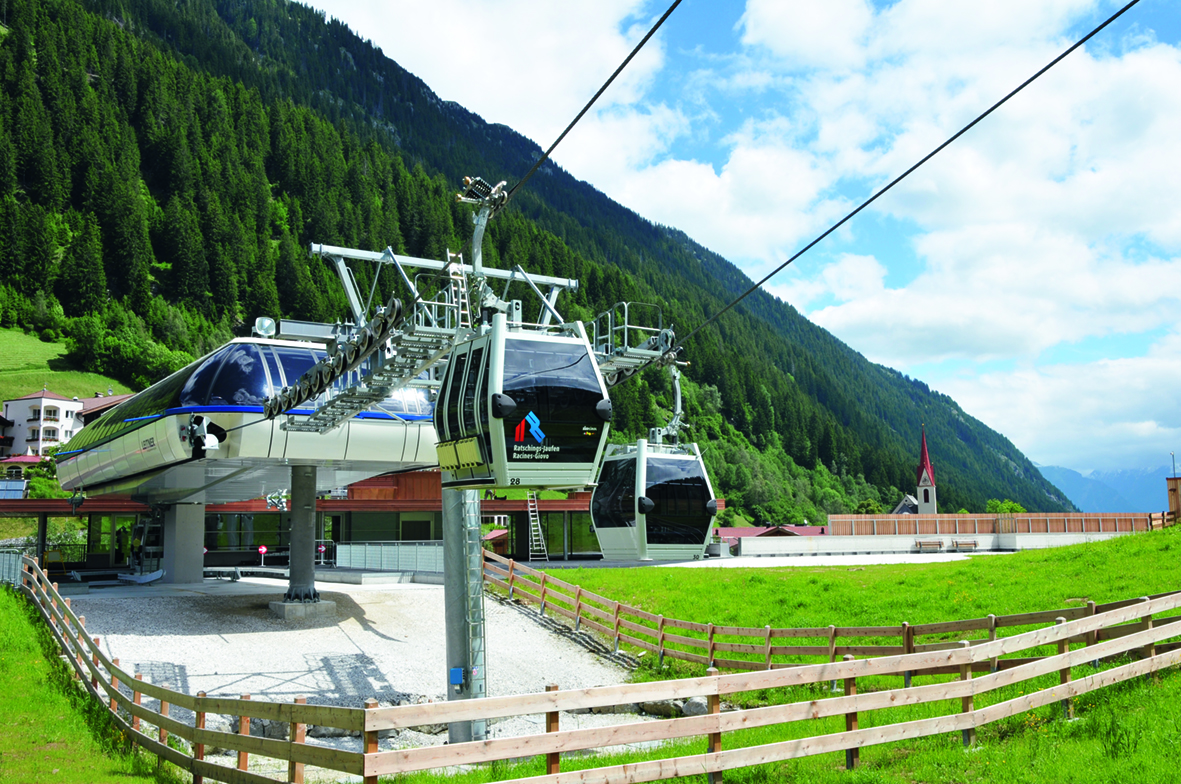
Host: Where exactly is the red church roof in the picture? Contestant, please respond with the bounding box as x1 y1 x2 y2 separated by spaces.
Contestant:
916 428 935 486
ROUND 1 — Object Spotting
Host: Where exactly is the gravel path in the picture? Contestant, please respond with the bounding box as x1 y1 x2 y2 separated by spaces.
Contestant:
75 578 631 705
72 578 656 781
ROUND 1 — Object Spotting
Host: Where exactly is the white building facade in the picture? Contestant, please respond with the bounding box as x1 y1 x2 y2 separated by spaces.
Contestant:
0 390 85 457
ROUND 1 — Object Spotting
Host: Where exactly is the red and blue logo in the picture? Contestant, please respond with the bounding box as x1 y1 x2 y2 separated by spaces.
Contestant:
514 411 546 443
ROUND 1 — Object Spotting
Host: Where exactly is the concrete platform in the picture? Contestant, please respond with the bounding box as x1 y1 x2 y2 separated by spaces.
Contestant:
268 599 337 619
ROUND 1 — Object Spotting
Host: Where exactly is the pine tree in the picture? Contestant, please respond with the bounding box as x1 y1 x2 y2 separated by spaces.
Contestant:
163 195 210 314
56 211 107 315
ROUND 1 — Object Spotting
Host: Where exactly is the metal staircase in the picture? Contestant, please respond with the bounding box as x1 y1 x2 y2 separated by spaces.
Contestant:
527 491 548 561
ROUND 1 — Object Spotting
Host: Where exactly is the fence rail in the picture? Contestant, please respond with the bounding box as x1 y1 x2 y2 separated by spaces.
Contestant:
481 551 1181 673
11 553 1181 783
825 511 1168 537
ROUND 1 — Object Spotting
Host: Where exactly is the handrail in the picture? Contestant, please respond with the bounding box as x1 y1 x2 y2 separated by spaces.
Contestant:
14 553 1181 783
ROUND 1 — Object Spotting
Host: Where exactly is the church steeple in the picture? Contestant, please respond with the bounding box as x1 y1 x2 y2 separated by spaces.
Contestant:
916 426 937 514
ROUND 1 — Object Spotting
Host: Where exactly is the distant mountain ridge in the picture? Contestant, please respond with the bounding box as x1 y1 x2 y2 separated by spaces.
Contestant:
1037 466 1169 513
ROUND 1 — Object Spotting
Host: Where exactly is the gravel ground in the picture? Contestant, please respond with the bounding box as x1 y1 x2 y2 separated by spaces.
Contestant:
72 578 656 780
76 578 635 703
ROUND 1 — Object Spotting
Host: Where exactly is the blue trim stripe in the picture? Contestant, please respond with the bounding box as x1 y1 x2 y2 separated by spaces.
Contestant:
159 405 432 422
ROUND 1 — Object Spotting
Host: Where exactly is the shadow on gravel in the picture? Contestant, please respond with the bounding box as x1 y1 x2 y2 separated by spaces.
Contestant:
489 593 639 670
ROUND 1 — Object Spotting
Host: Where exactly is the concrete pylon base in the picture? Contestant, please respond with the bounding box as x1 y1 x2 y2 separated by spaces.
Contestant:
269 600 336 620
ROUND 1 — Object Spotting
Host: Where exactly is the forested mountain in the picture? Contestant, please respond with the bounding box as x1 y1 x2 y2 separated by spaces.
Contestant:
0 0 1075 518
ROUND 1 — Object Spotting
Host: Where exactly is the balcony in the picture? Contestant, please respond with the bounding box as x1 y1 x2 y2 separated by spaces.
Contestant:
26 435 39 442
0 436 13 447
43 416 59 423
43 436 59 443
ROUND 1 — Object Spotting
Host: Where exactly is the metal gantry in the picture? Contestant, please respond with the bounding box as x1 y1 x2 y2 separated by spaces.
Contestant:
260 175 687 743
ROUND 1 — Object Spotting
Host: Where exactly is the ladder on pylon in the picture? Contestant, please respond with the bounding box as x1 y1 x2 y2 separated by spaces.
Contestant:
527 491 548 561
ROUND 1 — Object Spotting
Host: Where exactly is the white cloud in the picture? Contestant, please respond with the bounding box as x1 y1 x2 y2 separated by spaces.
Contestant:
303 0 1181 474
936 335 1181 471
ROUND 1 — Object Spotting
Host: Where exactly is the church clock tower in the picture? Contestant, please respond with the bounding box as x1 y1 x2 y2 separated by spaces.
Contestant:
916 427 938 514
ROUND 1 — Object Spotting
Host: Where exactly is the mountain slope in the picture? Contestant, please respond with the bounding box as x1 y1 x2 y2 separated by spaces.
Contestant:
0 0 1074 513
1037 466 1138 514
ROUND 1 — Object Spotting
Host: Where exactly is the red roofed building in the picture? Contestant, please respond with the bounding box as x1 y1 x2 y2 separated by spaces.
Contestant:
916 427 937 514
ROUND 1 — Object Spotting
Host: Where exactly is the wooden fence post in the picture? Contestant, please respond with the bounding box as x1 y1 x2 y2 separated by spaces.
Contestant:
959 640 975 747
194 691 206 784
763 625 773 670
363 697 379 784
707 667 722 784
507 560 516 600
539 572 548 616
902 622 913 688
158 696 170 767
1086 601 1098 666
546 684 560 775
574 586 583 632
988 614 998 673
109 659 120 714
132 674 143 732
613 602 622 653
828 625 840 692
74 614 85 679
843 654 858 770
657 616 667 668
1055 618 1073 720
91 637 101 689
237 693 251 772
289 695 307 784
707 623 716 669
1140 597 1155 661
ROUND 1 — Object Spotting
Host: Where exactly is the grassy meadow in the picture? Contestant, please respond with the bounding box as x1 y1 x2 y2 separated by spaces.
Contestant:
0 327 131 403
419 529 1181 784
0 585 177 783
556 526 1181 637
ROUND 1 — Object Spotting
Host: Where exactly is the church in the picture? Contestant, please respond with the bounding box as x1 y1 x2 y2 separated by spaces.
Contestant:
891 428 938 515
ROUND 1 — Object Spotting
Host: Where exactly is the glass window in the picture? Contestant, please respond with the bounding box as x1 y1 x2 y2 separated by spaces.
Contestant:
644 458 713 546
501 339 605 464
591 458 636 529
179 353 227 407
461 346 484 436
272 347 325 408
569 512 601 554
207 344 269 406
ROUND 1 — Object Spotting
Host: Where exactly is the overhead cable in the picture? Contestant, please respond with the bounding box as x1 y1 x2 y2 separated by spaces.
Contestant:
672 0 1142 352
506 0 683 201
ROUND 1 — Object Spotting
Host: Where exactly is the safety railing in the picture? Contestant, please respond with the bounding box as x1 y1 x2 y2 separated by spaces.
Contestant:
334 540 444 573
14 553 1181 783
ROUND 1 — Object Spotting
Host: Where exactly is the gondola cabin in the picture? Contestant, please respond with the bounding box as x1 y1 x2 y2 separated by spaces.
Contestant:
435 313 613 490
591 439 718 561
57 337 437 503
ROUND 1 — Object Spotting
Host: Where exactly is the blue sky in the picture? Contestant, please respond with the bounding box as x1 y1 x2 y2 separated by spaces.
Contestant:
306 0 1181 476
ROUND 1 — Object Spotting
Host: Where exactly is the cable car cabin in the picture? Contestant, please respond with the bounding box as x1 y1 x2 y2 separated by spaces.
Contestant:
434 313 613 490
591 440 718 561
56 338 436 503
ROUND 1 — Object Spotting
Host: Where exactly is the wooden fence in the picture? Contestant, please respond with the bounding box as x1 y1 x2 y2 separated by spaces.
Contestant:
825 512 1162 537
482 551 1181 674
15 554 1181 784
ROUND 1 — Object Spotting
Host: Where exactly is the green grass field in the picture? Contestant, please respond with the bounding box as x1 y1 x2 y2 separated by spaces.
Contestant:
0 328 131 403
430 530 1181 784
4 532 1181 782
0 586 176 783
